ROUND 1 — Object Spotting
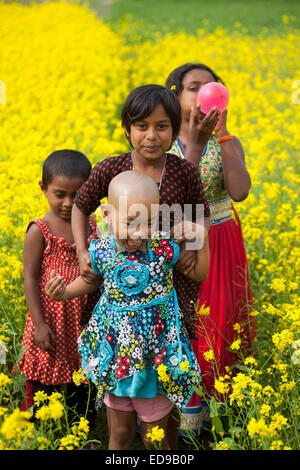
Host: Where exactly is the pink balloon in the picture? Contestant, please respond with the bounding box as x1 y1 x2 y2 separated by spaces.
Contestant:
197 82 229 114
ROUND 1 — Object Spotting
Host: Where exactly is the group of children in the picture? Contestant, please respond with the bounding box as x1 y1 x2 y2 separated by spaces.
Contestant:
17 63 254 450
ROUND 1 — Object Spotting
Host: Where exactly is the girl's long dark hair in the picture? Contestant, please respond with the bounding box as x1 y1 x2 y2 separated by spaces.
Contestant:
165 63 225 96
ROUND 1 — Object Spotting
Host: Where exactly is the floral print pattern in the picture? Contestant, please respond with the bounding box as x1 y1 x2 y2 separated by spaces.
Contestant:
171 134 228 201
77 234 201 410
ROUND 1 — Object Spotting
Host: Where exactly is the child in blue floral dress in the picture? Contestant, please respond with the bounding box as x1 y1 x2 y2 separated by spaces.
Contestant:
46 170 209 450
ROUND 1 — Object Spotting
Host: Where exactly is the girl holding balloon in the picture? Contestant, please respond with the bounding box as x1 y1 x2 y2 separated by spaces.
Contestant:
166 63 256 436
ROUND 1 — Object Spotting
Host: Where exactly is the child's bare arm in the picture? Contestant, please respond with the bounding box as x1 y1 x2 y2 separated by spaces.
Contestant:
71 205 97 283
174 244 197 276
45 270 101 301
184 227 209 282
23 223 56 352
174 222 209 283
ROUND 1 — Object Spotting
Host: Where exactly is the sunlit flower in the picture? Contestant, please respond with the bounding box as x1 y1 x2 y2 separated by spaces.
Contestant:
244 357 258 368
229 338 241 351
72 368 88 385
272 329 294 352
146 426 165 443
270 278 286 293
37 436 48 450
216 440 230 450
71 417 90 438
214 378 230 395
35 392 64 421
203 349 215 361
33 390 49 407
58 434 80 450
291 340 300 364
0 408 33 440
0 373 12 391
197 304 211 316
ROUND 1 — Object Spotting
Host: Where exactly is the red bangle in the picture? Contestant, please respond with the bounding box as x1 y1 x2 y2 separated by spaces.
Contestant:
216 135 233 144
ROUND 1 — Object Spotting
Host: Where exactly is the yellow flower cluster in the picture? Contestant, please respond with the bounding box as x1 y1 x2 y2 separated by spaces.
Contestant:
248 413 289 440
34 391 64 421
72 368 88 385
58 417 90 450
229 372 263 406
0 373 12 391
215 440 230 450
203 348 215 362
197 304 211 317
146 425 165 443
0 408 34 448
272 329 295 353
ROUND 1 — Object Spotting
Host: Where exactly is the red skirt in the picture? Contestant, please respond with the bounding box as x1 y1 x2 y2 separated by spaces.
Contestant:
189 206 256 406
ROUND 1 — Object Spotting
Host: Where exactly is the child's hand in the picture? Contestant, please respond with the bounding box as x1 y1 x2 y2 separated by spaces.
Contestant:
33 322 56 353
189 104 220 147
214 109 229 138
172 221 205 248
79 250 98 284
45 270 66 301
183 221 202 239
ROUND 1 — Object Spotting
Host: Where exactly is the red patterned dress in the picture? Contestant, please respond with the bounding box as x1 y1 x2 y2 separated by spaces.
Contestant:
171 136 256 434
18 216 99 388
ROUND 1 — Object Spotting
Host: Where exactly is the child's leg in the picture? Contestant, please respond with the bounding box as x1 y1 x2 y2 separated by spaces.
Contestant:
167 406 180 449
106 407 137 450
132 394 177 450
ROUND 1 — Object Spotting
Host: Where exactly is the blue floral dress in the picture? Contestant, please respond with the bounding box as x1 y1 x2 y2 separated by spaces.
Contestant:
77 234 201 410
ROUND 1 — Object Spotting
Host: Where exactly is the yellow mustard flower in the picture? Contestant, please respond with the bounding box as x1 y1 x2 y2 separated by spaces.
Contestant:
146 426 165 443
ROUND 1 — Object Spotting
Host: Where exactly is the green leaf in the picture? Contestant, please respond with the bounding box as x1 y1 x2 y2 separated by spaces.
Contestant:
230 426 243 437
15 345 26 363
13 372 26 393
212 416 224 434
192 384 204 397
209 397 218 418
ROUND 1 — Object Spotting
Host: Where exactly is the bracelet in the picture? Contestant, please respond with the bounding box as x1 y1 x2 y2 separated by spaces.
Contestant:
216 135 233 144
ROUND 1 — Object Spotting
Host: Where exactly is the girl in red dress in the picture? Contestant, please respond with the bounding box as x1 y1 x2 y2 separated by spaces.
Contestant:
18 150 100 427
166 63 256 436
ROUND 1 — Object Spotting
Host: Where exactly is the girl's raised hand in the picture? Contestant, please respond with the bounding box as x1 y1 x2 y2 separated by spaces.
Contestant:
45 270 66 301
214 109 229 138
189 104 220 147
33 322 56 353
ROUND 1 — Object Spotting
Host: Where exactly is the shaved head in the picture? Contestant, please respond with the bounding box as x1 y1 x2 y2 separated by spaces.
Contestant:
108 170 159 207
102 171 160 249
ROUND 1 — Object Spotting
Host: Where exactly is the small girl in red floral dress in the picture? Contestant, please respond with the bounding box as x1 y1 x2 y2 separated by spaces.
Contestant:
17 150 100 427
